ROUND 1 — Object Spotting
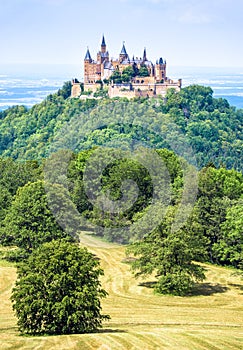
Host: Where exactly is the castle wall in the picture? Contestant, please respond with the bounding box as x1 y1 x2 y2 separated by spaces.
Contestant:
155 81 181 95
71 82 81 98
132 76 155 84
108 81 181 99
108 84 136 99
84 83 102 93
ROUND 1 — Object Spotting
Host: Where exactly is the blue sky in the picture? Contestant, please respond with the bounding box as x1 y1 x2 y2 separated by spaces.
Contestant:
0 0 243 68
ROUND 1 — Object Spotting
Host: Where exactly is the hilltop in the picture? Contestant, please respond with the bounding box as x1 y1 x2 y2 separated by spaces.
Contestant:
0 83 242 171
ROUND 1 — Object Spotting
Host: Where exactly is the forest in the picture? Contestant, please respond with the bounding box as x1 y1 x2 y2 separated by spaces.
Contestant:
0 82 242 336
0 82 242 171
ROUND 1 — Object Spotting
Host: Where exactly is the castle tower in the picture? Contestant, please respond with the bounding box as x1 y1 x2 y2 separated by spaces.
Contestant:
155 57 166 82
84 47 92 62
101 34 106 53
119 42 128 62
84 47 96 83
97 34 109 65
143 47 147 62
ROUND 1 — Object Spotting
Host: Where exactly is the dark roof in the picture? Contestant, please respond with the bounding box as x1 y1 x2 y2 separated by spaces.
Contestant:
159 57 163 64
85 48 92 61
101 52 109 58
104 61 113 70
144 61 153 67
101 35 106 47
120 43 127 55
143 48 147 61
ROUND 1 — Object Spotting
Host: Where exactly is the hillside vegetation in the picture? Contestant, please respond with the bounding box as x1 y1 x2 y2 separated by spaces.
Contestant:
0 84 242 347
0 84 242 171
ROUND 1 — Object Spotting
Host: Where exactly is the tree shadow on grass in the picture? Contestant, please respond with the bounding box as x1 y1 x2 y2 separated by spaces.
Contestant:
138 281 157 289
138 281 228 296
97 329 127 334
189 283 228 296
228 283 243 294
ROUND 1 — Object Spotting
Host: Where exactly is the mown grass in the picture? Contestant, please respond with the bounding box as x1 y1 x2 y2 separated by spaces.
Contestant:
0 232 242 349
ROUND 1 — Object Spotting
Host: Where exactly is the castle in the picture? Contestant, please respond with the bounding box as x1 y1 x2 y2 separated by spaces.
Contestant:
71 35 181 99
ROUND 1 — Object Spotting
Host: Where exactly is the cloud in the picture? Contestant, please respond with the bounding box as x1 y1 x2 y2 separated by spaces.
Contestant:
162 1 216 24
177 8 212 24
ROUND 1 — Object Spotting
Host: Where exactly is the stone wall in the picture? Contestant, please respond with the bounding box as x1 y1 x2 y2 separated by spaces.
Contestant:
71 82 81 98
72 80 182 100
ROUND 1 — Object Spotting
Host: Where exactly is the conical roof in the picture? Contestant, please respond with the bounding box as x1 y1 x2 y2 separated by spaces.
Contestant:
120 42 127 55
84 48 92 61
101 35 106 47
143 47 147 61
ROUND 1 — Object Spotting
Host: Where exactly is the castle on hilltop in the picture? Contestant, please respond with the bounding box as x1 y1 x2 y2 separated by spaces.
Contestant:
71 35 181 99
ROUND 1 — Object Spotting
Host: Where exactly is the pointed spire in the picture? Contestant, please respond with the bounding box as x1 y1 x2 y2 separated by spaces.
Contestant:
143 47 147 61
159 57 163 64
84 47 92 61
120 41 127 55
101 34 106 47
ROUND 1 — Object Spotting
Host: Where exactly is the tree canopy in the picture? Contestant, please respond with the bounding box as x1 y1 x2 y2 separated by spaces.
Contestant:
11 240 110 335
127 206 207 295
0 180 77 258
0 84 242 172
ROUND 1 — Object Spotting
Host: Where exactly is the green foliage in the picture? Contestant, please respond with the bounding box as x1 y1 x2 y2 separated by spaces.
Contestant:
217 198 243 268
0 180 76 257
127 207 206 296
0 85 242 171
0 157 41 224
93 87 109 98
121 66 136 82
81 89 93 96
196 166 243 263
67 147 183 244
110 65 149 83
0 84 242 278
138 65 149 77
57 81 72 99
11 240 110 335
109 70 122 84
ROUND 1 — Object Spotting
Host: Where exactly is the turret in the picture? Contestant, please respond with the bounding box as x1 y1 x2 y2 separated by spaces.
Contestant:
155 57 166 82
101 34 106 54
119 42 128 62
84 47 92 62
143 47 147 62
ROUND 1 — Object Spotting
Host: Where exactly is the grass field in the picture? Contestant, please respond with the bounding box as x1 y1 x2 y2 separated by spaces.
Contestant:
0 232 243 350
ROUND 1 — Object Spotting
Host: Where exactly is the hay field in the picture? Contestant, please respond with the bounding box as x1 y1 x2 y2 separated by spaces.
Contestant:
0 233 242 350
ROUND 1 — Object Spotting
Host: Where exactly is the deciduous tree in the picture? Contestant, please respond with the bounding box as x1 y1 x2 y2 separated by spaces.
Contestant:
11 240 110 335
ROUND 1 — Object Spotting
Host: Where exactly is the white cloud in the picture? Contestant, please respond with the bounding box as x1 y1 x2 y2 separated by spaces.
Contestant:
178 8 212 24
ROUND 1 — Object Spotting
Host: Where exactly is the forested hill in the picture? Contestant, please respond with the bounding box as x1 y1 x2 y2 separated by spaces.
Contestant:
0 82 242 171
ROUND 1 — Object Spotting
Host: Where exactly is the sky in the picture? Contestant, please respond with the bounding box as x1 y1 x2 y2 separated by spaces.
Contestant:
0 0 243 69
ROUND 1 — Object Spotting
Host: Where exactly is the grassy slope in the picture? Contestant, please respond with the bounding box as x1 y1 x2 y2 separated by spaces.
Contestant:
0 233 242 350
